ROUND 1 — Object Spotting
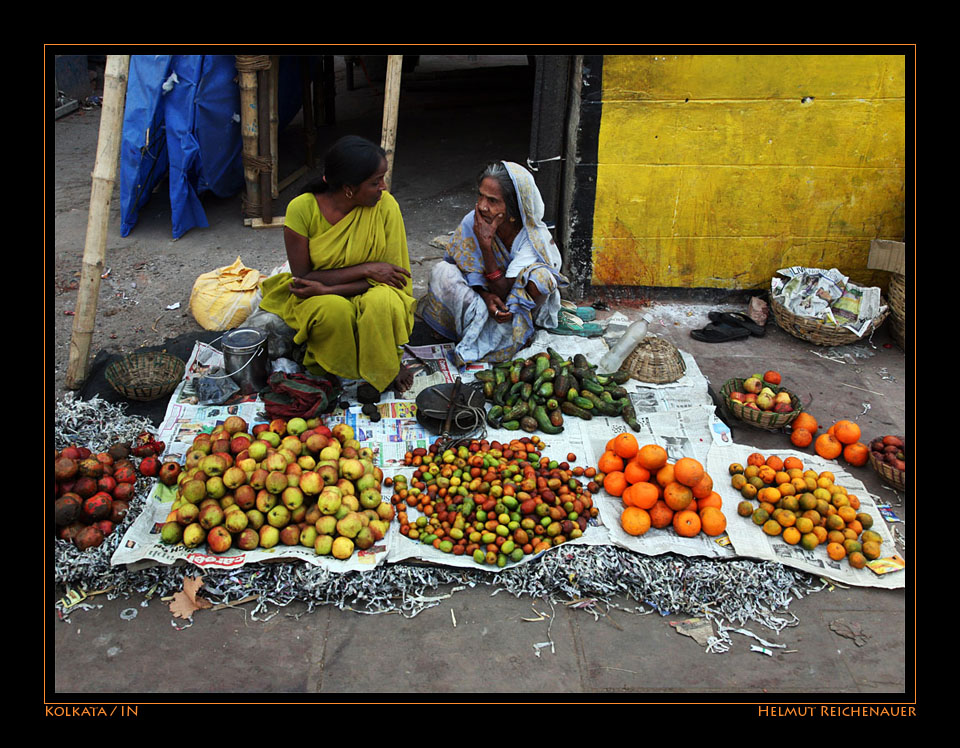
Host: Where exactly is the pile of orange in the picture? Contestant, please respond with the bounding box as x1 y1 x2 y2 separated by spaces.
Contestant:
730 451 883 570
791 414 871 469
597 435 727 540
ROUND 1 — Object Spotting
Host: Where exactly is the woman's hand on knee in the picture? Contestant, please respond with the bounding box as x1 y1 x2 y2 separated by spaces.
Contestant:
366 262 411 289
289 277 328 298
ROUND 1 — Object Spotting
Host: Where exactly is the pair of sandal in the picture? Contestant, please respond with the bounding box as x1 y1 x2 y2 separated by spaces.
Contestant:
548 302 604 337
690 311 765 343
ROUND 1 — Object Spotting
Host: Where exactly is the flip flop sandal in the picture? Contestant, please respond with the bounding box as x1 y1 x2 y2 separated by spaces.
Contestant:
548 310 604 337
560 300 597 322
708 311 766 337
690 321 751 343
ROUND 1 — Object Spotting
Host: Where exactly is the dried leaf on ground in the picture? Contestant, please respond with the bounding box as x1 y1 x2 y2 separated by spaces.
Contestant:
169 576 213 620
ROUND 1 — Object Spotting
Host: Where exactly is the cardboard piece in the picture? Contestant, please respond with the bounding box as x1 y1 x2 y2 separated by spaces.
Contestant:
867 239 906 275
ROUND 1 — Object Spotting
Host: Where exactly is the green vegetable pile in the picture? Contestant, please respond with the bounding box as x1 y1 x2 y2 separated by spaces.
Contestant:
476 349 640 435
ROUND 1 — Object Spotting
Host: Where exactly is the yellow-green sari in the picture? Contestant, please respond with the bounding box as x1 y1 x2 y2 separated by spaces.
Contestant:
258 191 415 392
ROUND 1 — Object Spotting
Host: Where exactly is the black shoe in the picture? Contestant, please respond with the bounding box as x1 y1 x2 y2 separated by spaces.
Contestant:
690 322 751 343
708 311 766 337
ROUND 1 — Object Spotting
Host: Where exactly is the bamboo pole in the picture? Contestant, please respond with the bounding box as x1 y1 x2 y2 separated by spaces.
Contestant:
258 66 273 223
270 56 279 199
236 56 260 217
65 54 130 390
380 55 403 192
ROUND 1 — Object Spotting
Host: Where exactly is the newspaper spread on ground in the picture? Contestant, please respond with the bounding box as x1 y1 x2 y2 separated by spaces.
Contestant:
109 330 903 590
708 444 904 590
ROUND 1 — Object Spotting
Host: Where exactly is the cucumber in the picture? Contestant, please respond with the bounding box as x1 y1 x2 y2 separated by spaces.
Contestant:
533 405 563 434
504 401 530 421
520 416 539 433
486 405 504 428
502 420 521 431
561 401 593 420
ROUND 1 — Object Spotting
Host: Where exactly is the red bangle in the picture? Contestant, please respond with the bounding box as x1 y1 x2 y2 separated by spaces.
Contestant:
484 268 504 281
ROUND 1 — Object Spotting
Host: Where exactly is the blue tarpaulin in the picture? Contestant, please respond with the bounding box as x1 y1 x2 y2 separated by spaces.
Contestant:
119 55 309 239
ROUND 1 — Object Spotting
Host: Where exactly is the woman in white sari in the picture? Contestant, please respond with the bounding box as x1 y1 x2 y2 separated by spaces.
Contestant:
419 161 568 365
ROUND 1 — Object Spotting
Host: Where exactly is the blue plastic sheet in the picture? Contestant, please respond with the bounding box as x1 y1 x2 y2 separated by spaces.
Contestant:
119 55 310 239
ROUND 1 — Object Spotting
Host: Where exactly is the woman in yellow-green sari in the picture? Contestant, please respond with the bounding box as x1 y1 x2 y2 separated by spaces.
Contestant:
258 136 415 395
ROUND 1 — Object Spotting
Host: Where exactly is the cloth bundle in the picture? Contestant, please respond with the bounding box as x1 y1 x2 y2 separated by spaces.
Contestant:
262 371 341 420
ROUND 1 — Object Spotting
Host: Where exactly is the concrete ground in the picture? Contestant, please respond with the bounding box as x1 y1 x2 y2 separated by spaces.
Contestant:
50 55 912 701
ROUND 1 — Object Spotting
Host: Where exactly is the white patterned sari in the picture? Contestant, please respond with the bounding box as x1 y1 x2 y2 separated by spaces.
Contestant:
419 162 568 365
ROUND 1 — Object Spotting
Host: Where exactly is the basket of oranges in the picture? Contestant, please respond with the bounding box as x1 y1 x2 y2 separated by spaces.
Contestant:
721 371 802 431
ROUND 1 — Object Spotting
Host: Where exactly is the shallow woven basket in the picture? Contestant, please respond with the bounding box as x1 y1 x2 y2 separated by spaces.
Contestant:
622 335 686 384
770 293 890 347
720 378 803 431
105 351 185 402
868 440 906 492
887 273 906 349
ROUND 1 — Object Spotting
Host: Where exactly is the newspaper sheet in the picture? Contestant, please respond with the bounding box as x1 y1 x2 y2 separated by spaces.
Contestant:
708 444 905 589
110 332 903 590
771 266 885 338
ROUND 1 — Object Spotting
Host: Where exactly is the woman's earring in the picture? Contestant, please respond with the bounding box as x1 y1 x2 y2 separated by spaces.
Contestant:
346 189 354 199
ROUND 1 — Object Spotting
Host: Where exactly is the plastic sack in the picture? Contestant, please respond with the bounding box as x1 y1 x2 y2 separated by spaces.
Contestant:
190 257 263 331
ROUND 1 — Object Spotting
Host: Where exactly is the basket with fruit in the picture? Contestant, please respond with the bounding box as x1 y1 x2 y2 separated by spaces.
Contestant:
721 371 802 431
868 435 906 491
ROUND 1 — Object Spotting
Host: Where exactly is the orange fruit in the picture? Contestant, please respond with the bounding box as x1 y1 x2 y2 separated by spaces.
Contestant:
747 452 766 467
762 519 782 536
636 444 668 471
623 460 651 485
861 540 881 560
699 507 727 536
842 442 869 467
757 465 777 484
848 551 867 569
597 450 624 475
764 455 784 472
783 456 804 471
622 481 659 510
814 433 843 460
649 500 675 529
792 412 819 435
782 526 801 545
737 500 755 517
602 471 628 498
620 506 651 536
826 542 847 561
697 491 723 511
655 462 676 487
833 420 861 446
812 526 828 544
691 472 714 499
663 481 693 511
673 509 701 537
611 433 640 460
790 427 813 448
674 457 705 488
763 370 782 385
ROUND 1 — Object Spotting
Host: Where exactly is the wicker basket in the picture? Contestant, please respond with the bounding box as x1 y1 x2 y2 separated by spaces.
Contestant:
105 351 185 402
622 336 686 384
770 293 890 346
868 436 906 492
720 378 803 431
887 273 906 349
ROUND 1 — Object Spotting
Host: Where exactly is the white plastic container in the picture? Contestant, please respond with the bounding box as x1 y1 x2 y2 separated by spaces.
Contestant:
598 314 652 374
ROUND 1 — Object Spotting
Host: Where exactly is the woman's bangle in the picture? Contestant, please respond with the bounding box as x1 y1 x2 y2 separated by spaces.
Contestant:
484 268 505 282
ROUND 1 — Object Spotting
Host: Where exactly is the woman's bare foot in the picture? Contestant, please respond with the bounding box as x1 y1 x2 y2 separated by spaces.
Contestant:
391 364 415 395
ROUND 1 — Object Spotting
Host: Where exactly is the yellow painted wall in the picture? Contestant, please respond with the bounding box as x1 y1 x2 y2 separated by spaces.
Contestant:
590 55 906 290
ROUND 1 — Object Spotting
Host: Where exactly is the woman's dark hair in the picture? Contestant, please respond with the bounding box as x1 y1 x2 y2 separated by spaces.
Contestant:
303 135 386 194
478 162 520 221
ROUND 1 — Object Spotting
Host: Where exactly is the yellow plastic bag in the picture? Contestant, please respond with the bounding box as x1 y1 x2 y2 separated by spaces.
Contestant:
189 257 263 331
